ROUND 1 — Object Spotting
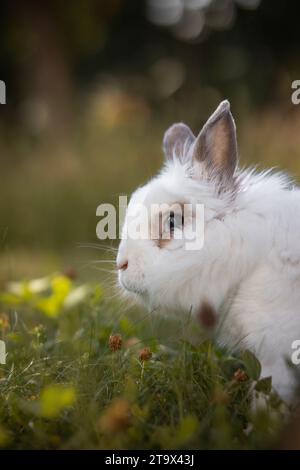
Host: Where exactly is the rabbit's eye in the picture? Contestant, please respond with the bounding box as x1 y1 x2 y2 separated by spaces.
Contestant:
166 211 184 234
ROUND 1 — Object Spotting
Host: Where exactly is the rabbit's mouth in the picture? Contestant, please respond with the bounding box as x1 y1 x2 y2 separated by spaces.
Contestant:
119 274 145 296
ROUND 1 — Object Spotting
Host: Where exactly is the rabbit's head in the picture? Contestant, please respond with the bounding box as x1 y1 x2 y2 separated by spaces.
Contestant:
117 100 240 313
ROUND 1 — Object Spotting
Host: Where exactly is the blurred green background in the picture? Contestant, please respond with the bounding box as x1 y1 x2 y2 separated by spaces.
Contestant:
1 0 300 283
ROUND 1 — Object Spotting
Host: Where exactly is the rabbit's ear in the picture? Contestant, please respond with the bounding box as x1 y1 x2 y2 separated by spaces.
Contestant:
193 100 237 182
163 123 195 162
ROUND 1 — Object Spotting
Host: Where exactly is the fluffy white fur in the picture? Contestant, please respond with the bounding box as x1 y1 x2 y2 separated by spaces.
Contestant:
117 100 300 403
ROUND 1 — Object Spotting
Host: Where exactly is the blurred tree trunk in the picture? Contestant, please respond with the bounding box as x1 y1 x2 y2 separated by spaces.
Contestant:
14 0 74 139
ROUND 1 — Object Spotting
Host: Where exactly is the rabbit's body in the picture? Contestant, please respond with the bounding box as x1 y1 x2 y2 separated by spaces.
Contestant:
117 100 300 402
213 172 300 402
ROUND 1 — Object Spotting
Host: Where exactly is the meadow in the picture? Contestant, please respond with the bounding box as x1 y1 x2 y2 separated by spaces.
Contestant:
0 271 287 449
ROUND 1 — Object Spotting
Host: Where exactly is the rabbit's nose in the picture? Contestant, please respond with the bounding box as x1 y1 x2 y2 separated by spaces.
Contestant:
117 259 128 271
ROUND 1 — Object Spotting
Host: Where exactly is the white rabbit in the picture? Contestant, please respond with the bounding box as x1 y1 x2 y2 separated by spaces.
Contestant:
117 100 300 403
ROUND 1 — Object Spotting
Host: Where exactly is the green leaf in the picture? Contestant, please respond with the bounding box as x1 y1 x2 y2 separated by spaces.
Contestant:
221 357 244 379
40 385 76 419
36 275 73 317
255 376 272 394
241 350 261 380
175 415 199 446
0 425 10 448
119 317 137 336
0 292 23 305
36 297 62 318
51 275 72 301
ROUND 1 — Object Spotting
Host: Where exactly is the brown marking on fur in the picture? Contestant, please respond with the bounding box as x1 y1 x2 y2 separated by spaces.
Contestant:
197 301 218 329
157 237 171 249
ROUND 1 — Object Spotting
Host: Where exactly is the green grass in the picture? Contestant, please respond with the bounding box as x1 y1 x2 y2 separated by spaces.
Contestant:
0 273 286 449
